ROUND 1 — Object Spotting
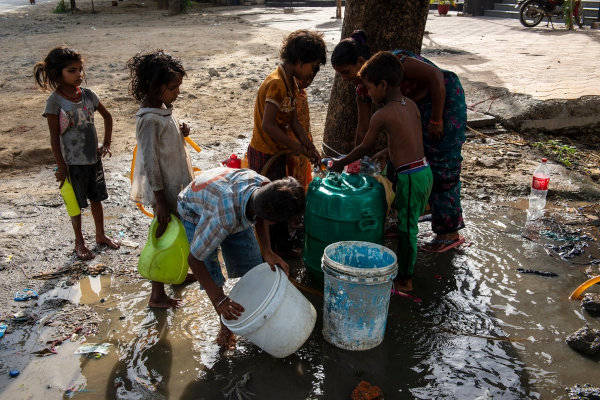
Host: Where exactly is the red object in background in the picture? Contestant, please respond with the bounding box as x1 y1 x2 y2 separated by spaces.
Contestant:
346 160 361 174
438 4 450 15
222 154 241 168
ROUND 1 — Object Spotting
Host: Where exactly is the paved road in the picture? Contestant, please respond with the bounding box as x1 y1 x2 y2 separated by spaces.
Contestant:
225 7 600 101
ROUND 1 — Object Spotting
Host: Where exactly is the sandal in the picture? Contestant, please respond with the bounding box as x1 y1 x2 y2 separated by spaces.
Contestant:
421 236 466 253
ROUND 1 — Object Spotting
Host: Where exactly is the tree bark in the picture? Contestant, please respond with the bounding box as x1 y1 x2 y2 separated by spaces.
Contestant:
323 0 430 156
157 0 169 10
168 0 181 15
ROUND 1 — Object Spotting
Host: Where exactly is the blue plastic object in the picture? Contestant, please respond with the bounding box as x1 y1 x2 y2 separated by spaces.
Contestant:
9 369 20 377
321 241 397 351
14 288 38 302
0 323 7 338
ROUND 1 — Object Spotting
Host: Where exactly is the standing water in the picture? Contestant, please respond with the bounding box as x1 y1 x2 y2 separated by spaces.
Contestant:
0 200 598 399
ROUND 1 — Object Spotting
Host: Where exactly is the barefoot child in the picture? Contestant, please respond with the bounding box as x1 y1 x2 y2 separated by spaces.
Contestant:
127 50 194 308
34 45 120 260
330 52 433 292
177 168 304 350
247 29 325 256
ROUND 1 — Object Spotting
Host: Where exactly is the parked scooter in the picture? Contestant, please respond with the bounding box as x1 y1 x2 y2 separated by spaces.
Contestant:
516 0 584 28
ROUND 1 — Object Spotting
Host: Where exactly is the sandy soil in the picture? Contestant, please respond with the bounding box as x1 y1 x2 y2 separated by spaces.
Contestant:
1 0 600 359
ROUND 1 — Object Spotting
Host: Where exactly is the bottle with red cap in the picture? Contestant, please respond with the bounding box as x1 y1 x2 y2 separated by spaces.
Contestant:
528 158 550 220
222 154 241 168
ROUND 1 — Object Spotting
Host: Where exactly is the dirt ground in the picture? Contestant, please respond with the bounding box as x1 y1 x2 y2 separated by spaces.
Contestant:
1 0 600 355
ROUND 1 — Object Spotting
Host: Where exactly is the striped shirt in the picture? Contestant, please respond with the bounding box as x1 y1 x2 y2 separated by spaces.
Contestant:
177 167 269 261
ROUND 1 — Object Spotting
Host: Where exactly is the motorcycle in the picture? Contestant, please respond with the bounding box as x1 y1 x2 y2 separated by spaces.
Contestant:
516 0 584 28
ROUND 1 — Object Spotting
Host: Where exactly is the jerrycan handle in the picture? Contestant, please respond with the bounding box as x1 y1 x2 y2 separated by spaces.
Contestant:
358 209 378 231
149 213 177 244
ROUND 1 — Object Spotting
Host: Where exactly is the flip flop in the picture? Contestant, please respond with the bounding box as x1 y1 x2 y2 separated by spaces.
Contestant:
391 288 422 303
420 236 466 253
14 288 38 302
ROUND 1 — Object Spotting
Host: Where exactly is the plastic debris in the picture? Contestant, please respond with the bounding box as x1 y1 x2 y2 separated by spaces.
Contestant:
351 380 384 400
0 323 7 338
74 343 111 356
14 288 38 301
222 372 254 400
517 268 558 277
9 369 20 377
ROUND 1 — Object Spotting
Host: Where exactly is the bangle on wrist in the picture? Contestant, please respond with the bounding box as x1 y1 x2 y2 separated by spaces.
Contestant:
429 119 443 125
215 295 229 308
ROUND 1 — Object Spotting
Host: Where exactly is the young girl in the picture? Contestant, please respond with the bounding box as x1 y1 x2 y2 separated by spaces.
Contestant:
127 50 194 309
248 29 326 255
34 45 120 261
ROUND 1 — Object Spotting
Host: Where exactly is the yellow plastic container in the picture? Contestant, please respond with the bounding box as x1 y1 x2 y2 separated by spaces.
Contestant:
60 178 81 217
138 215 190 284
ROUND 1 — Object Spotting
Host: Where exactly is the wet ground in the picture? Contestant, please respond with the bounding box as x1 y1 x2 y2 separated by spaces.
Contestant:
1 169 599 399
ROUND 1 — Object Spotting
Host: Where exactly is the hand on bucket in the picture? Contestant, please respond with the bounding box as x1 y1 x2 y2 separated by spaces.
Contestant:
216 295 244 320
263 250 289 275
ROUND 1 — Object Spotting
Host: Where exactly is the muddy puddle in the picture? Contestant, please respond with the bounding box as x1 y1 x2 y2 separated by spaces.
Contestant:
1 198 599 399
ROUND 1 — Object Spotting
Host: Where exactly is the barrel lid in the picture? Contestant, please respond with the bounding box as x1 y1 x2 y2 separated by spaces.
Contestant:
314 172 376 195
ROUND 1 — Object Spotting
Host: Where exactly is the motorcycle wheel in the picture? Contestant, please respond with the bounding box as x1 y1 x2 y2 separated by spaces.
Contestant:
519 0 545 27
574 1 584 28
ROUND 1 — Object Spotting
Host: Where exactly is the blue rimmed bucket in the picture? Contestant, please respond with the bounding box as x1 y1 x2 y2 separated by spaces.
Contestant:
321 241 397 350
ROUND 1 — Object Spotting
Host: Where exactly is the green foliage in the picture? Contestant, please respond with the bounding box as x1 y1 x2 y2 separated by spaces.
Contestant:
53 0 68 13
532 138 578 167
563 0 574 30
181 0 193 14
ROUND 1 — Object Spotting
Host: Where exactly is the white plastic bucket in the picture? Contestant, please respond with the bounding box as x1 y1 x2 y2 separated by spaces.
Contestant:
222 263 317 358
322 241 397 351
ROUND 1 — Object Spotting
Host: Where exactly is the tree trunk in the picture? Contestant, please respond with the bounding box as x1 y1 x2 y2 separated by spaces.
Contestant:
157 0 169 10
168 0 181 15
322 0 430 156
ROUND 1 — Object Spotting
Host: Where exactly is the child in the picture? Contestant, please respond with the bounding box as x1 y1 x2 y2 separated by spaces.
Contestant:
177 168 305 350
247 29 325 255
127 50 194 308
34 45 120 261
330 52 433 292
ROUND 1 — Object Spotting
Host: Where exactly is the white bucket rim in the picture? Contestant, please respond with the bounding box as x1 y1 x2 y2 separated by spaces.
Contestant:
321 241 397 280
222 263 282 330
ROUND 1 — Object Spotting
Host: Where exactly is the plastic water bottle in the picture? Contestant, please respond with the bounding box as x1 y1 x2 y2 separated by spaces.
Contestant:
528 158 550 220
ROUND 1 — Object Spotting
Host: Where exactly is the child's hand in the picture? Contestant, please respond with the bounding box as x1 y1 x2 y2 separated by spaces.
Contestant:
54 166 67 187
306 147 321 166
263 250 289 276
329 158 345 173
428 123 444 140
371 148 389 168
155 203 171 238
98 143 112 158
180 122 190 137
216 296 244 320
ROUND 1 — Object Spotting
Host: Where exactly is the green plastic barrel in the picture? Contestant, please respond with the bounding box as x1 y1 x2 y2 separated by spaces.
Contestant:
303 172 387 283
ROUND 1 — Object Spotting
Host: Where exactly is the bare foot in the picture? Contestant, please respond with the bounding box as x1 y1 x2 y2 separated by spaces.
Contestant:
96 234 120 249
216 322 237 351
421 232 461 252
148 296 183 308
394 278 413 292
75 242 95 260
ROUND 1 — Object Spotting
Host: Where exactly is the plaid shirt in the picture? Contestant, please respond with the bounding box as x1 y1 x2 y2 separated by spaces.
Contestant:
177 167 269 261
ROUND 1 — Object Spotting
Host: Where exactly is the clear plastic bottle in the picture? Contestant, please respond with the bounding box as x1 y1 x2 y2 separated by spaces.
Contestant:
528 158 550 219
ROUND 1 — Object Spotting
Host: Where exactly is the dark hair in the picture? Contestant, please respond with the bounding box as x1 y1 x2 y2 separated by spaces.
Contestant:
359 51 404 87
126 50 186 103
280 30 327 65
33 45 84 90
331 30 371 67
253 177 305 222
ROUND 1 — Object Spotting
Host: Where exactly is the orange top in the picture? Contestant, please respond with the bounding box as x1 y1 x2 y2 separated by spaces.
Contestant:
250 65 298 154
